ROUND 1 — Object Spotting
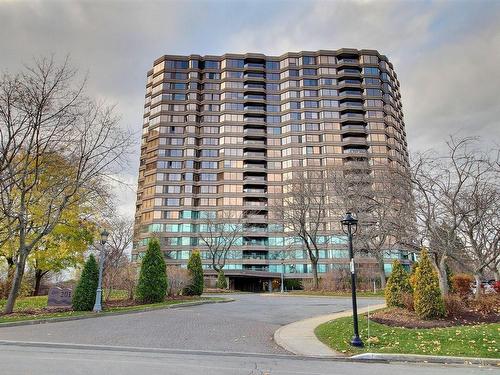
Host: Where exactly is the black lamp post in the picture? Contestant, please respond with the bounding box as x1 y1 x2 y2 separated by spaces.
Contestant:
341 212 364 347
93 229 109 313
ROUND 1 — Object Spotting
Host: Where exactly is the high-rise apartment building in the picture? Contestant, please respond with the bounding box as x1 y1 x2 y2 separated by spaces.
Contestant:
133 49 410 290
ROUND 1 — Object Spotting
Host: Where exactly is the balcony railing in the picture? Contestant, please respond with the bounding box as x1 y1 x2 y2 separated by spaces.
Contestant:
343 136 367 144
344 148 368 154
244 152 266 157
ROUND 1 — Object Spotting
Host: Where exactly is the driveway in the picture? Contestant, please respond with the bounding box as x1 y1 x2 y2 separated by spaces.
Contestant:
0 293 382 354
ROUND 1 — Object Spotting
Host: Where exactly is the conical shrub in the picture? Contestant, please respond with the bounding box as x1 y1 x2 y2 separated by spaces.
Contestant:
72 254 99 311
216 269 227 289
136 238 168 304
385 260 412 308
184 250 204 296
413 250 445 319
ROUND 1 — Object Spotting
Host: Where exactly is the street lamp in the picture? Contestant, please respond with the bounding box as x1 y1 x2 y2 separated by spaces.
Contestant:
341 212 363 347
93 229 109 313
280 256 285 293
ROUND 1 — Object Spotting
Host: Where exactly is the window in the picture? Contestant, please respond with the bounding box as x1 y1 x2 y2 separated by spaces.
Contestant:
200 173 217 181
225 59 244 68
302 68 317 76
204 60 220 69
165 198 180 206
303 100 318 108
165 60 189 69
303 79 318 87
363 67 380 76
302 56 316 65
266 61 280 70
200 149 218 157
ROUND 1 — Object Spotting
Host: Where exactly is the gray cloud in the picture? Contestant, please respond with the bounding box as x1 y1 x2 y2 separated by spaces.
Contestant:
1 0 499 219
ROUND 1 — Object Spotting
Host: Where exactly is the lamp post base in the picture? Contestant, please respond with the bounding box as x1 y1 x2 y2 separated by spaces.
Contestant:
351 336 364 347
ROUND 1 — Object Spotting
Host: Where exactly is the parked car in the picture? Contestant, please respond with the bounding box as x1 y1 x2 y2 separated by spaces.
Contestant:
471 281 497 295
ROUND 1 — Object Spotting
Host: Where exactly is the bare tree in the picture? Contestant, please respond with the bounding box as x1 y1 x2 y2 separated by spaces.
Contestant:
0 57 133 313
410 137 500 296
328 161 414 288
197 210 241 274
102 216 134 301
273 170 330 289
454 164 499 297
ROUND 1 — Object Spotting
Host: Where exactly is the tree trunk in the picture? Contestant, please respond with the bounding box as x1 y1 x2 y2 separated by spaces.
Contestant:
2 258 15 299
33 269 44 296
377 256 386 289
473 274 482 299
494 270 499 282
437 257 449 296
4 251 28 314
311 260 319 289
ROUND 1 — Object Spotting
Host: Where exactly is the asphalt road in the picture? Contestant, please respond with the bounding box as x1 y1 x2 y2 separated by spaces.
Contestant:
0 293 383 354
0 344 494 375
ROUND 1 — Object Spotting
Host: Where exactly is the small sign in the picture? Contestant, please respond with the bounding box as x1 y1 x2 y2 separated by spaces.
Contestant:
48 287 73 306
350 259 355 274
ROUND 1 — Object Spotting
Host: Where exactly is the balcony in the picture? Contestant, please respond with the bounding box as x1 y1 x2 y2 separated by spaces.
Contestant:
339 101 363 108
337 58 360 65
343 136 367 145
344 148 368 154
243 140 266 146
244 72 265 79
244 200 268 208
244 128 266 136
243 176 267 182
340 113 364 120
341 124 366 131
243 151 266 158
339 92 363 99
244 83 265 90
243 188 267 193
244 105 265 112
243 116 265 123
244 62 265 69
243 164 266 171
244 94 266 101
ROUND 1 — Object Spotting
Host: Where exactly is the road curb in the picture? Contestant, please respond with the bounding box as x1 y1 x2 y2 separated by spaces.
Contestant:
351 353 500 367
0 298 234 328
262 293 384 299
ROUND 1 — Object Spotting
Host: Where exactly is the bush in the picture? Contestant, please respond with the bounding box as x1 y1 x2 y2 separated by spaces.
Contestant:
444 294 465 317
452 274 474 297
136 238 168 304
167 266 191 296
284 278 303 290
216 270 227 289
385 260 412 308
184 250 204 296
72 254 99 311
413 250 445 320
470 294 500 315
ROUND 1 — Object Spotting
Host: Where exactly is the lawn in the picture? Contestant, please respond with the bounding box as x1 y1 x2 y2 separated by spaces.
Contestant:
0 295 226 324
315 313 499 358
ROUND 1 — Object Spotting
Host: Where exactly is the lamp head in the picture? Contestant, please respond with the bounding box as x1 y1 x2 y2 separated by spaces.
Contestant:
100 229 109 245
341 212 358 234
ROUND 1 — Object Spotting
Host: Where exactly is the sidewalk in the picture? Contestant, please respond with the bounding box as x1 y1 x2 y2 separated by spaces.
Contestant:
274 304 386 357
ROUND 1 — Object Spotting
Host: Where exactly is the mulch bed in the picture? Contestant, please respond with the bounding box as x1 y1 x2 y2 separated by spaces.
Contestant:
0 296 199 317
371 307 500 329
103 296 198 308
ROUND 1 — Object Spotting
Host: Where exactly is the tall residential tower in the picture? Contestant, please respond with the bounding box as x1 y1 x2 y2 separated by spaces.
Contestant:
134 49 410 290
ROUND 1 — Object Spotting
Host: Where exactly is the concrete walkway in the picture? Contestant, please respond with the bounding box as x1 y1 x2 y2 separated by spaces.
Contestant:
274 303 386 357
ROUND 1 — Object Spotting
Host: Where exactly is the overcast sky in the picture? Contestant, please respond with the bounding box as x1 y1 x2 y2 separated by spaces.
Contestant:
1 0 499 218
